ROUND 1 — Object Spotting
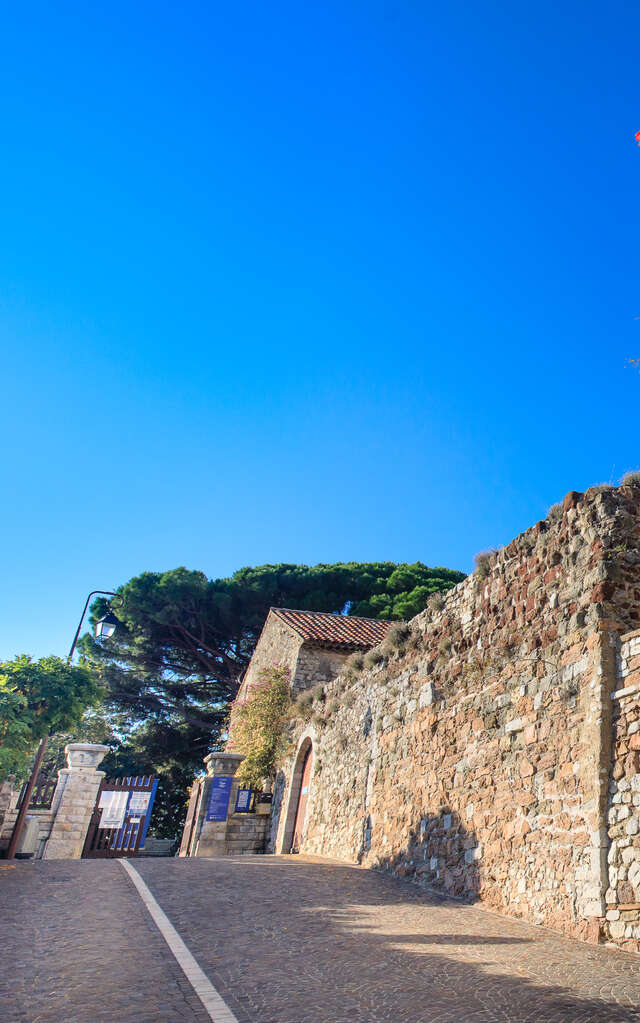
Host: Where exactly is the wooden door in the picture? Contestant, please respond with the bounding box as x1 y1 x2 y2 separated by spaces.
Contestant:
178 779 203 857
290 747 313 853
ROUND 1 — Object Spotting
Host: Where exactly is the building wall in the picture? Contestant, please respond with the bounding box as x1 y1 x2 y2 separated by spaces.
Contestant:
235 612 355 705
274 485 640 949
235 614 303 707
293 645 351 693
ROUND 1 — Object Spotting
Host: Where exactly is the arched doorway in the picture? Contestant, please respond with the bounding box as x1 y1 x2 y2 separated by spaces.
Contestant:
289 742 313 853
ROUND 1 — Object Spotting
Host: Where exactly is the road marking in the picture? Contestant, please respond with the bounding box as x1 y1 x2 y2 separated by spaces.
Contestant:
119 859 240 1023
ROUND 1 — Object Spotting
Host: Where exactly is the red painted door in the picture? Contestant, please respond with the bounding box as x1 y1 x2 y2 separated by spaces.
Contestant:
290 747 313 853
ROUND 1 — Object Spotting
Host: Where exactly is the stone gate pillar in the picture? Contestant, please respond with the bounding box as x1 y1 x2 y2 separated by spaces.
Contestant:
42 743 109 860
190 751 244 857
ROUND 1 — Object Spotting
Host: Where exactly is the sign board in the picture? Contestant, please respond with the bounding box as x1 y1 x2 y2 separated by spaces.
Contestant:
99 790 129 829
206 776 233 821
235 788 252 813
127 791 151 816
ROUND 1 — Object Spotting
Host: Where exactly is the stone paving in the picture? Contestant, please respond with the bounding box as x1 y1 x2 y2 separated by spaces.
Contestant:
3 855 640 1022
135 855 640 1023
0 859 210 1023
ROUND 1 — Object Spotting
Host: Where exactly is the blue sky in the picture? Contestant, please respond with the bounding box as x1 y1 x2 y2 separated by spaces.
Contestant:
1 1 639 660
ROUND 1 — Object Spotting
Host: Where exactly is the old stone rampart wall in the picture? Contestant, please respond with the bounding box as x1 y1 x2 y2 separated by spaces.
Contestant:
275 485 640 949
605 628 640 949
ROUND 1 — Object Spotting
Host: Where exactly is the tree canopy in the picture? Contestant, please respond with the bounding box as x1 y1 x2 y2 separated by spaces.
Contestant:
78 560 465 835
0 655 101 780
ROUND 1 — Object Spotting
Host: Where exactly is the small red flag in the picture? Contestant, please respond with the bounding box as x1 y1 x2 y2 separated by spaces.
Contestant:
636 130 640 146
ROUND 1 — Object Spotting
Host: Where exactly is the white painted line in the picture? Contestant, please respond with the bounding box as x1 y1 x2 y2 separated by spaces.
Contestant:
119 859 240 1023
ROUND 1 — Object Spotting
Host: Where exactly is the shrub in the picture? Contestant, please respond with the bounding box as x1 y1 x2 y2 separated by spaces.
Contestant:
346 652 365 672
438 638 452 658
385 622 412 650
232 665 291 789
364 647 385 669
427 593 444 612
407 629 422 651
325 698 340 717
547 503 563 523
293 691 313 719
474 550 494 579
621 471 640 488
311 684 325 703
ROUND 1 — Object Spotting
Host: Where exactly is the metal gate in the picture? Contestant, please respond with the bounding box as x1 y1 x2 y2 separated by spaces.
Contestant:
82 776 157 858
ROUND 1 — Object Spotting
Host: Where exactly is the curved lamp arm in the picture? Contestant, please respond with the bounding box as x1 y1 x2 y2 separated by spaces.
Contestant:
67 589 120 663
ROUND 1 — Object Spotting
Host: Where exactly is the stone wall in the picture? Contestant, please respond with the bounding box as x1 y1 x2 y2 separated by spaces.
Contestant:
293 645 350 693
234 612 351 706
234 615 303 708
273 485 640 949
604 628 640 949
180 752 269 857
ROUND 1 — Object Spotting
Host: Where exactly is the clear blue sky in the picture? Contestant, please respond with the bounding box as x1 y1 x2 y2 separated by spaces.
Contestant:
1 1 638 661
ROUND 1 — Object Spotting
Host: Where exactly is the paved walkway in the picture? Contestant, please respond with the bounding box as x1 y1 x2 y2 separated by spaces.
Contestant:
3 855 640 1022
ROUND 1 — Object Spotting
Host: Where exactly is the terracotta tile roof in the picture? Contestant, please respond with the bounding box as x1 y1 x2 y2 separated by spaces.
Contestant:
271 608 393 651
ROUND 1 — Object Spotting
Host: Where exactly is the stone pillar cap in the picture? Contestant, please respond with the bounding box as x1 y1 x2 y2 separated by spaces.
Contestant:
65 743 110 770
204 751 245 776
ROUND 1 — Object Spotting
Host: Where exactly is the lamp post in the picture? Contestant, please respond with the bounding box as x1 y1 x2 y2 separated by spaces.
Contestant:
6 590 120 859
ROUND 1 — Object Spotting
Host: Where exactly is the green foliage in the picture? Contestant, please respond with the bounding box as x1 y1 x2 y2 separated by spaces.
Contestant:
0 656 100 781
233 666 292 789
77 559 464 834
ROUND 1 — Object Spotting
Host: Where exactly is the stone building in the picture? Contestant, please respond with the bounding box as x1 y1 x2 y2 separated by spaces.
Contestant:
267 485 640 954
180 608 392 858
233 607 393 705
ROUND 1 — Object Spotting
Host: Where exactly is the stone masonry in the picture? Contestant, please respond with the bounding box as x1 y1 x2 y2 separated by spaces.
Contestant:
42 743 108 859
233 607 392 709
604 627 640 949
271 484 640 952
179 751 269 857
1 743 109 859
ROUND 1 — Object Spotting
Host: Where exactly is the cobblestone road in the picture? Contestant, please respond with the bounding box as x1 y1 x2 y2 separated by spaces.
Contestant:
0 859 210 1023
3 855 640 1023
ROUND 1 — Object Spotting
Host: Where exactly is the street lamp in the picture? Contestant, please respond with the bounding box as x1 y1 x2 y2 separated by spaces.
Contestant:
7 588 121 859
95 610 120 640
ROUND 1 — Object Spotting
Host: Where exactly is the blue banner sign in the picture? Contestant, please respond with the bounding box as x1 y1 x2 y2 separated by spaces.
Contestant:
206 776 233 821
235 788 252 813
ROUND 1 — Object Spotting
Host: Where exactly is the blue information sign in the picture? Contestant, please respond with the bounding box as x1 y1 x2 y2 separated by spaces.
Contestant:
206 776 233 821
235 788 252 813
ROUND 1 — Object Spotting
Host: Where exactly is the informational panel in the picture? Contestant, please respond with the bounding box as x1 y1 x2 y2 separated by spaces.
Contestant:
235 788 252 813
98 790 129 829
206 776 233 821
127 791 151 816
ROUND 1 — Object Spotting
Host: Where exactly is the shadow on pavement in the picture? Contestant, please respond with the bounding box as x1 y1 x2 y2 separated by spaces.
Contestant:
132 856 640 1023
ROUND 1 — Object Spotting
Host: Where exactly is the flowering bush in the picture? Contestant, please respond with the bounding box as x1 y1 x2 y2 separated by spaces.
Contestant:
232 665 291 789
